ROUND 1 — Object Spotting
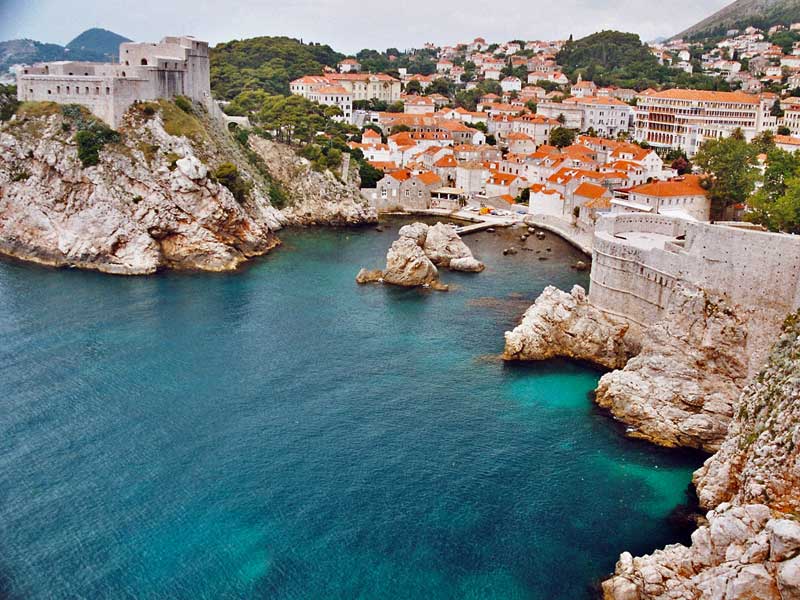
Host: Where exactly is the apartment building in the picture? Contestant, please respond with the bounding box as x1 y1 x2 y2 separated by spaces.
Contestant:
633 89 776 156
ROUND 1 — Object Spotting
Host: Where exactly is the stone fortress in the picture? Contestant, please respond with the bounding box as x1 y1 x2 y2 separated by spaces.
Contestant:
15 36 211 128
588 213 800 368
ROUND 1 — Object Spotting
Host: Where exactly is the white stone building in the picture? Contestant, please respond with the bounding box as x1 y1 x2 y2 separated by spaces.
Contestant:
16 36 211 128
634 89 776 156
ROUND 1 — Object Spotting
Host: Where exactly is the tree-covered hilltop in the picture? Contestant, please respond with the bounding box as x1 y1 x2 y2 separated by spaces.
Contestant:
210 37 344 100
556 30 733 90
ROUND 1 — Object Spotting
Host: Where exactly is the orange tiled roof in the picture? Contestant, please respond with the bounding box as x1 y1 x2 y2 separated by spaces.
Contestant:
647 88 759 104
574 181 609 200
416 171 442 185
631 175 707 197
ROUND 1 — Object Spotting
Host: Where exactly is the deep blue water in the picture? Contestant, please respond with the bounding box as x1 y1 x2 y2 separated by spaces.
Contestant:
0 220 702 599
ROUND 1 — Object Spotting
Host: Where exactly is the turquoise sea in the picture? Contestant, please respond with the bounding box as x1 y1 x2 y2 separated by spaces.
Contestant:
0 220 703 599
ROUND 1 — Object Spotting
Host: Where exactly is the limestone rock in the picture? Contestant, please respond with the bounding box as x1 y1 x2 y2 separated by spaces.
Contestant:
449 256 485 272
503 284 635 369
398 222 429 245
382 236 442 288
603 313 800 600
595 286 748 452
0 107 281 274
423 222 484 272
248 136 377 227
355 268 383 284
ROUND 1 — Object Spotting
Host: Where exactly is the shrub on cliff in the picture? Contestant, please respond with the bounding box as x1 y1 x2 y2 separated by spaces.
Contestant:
213 162 250 203
0 84 19 121
174 95 193 114
75 124 120 167
59 104 120 167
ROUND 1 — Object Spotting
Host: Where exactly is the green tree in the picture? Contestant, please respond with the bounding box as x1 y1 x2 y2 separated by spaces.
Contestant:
405 80 422 95
214 162 250 202
358 161 384 188
693 133 759 219
746 148 800 231
550 126 576 147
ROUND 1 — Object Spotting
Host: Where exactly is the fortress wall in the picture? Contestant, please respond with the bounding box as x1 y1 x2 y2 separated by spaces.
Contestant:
680 222 800 316
589 235 681 327
588 213 800 369
18 75 154 128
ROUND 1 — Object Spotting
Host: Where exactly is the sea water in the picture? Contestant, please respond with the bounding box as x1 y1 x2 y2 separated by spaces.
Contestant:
0 220 702 599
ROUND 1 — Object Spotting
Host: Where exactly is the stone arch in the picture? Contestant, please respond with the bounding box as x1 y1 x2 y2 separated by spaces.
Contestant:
140 58 148 66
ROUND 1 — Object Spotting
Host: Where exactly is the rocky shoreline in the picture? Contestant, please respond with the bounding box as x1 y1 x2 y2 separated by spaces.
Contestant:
0 102 376 275
503 278 800 598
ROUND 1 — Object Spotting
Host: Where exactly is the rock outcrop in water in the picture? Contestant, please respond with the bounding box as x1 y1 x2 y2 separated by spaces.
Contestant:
504 284 748 453
0 100 375 274
357 222 484 290
603 313 800 600
595 287 748 453
423 222 485 272
502 285 634 369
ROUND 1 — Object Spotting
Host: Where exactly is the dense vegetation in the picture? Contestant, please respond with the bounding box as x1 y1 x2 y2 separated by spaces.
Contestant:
0 84 19 121
690 128 800 231
557 30 732 90
60 104 120 167
210 37 343 99
353 47 438 76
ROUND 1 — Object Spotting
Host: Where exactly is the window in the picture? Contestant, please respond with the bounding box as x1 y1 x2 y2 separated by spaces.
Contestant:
141 58 148 66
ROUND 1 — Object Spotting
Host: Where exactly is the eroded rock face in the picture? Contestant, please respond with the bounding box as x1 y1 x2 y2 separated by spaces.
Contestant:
383 236 442 288
695 315 800 513
595 287 749 453
423 222 485 272
603 313 800 600
0 107 285 274
603 504 800 600
357 221 483 290
502 285 635 369
248 136 377 227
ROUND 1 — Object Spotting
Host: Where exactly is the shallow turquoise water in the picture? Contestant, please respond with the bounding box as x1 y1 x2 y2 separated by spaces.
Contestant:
0 221 702 599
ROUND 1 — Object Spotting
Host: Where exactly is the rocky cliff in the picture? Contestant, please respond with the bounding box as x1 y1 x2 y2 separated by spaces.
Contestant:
248 136 376 227
603 313 800 600
504 284 748 452
594 287 749 453
502 285 635 369
0 100 375 274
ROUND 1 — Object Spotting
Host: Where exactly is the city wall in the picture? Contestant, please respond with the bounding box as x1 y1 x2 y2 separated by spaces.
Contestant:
588 213 800 367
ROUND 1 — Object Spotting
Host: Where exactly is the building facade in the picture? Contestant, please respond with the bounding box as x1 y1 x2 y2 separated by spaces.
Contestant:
633 89 775 156
17 36 211 128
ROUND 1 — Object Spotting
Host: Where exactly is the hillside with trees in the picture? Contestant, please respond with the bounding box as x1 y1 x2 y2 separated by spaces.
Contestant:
210 37 343 100
675 0 800 41
556 30 734 90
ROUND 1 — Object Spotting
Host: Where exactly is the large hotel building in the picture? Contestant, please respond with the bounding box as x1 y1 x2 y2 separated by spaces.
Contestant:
634 89 777 156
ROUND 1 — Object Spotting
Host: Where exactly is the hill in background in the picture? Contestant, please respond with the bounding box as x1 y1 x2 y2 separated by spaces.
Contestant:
66 28 131 61
675 0 800 40
0 28 130 77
